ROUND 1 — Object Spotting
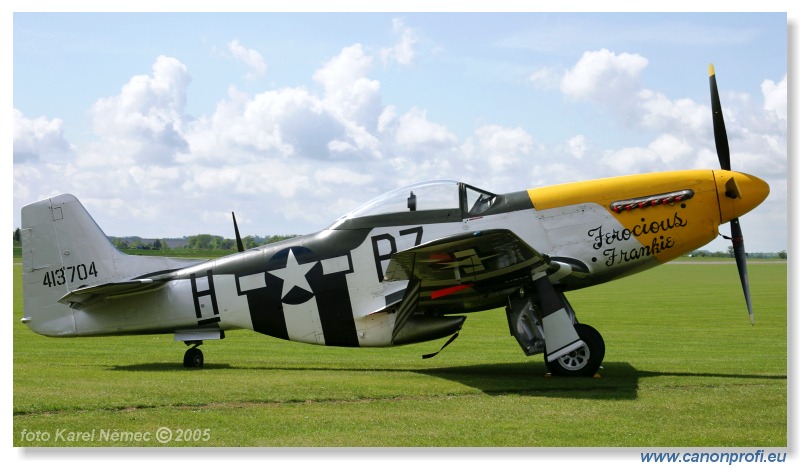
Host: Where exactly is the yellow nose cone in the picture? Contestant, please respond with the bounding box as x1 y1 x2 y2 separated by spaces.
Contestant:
715 170 770 224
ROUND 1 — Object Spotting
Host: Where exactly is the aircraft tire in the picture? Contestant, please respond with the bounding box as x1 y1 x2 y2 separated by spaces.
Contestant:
183 347 204 368
545 323 604 377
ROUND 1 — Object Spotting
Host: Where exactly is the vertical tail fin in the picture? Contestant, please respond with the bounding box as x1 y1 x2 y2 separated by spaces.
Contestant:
22 196 75 336
20 194 199 336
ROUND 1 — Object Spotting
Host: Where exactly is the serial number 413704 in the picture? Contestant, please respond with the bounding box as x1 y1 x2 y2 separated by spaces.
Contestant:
42 262 99 288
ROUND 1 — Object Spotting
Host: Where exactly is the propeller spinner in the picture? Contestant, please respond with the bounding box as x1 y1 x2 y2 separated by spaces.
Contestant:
708 64 755 325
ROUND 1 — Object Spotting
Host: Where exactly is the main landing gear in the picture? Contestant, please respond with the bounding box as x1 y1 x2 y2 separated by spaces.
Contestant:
183 341 204 368
544 323 604 377
506 279 605 377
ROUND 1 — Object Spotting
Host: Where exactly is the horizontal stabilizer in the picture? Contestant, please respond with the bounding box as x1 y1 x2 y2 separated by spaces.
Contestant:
58 277 169 306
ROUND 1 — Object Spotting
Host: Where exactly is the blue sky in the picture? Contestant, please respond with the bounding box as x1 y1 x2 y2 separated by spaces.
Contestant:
10 8 790 253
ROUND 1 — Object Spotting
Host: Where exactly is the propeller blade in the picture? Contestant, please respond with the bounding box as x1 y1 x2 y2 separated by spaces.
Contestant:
729 218 754 325
709 64 754 324
709 64 731 171
708 64 756 325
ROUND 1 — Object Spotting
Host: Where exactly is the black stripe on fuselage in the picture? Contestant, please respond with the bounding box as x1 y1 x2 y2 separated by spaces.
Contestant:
305 258 359 347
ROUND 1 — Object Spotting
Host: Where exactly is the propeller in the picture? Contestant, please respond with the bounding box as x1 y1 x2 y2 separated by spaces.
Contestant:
708 64 754 325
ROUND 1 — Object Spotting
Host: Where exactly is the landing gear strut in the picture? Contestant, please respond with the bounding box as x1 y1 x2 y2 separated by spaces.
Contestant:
506 280 605 377
183 341 204 368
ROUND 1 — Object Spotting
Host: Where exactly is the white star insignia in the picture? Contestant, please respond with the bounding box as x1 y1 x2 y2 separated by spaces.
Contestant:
269 249 317 300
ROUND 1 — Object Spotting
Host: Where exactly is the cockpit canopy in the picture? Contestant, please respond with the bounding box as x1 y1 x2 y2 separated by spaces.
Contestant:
329 180 496 230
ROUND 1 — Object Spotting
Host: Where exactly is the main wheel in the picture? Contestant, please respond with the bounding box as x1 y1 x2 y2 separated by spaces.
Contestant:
545 323 605 377
183 347 204 368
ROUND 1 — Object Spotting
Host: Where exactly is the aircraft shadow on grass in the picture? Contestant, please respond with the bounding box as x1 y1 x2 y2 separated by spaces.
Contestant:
108 361 784 401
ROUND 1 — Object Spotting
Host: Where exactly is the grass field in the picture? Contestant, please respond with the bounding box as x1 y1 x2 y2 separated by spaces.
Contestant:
12 258 787 447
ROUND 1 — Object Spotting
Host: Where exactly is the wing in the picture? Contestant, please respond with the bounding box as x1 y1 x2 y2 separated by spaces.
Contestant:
384 229 549 342
380 231 592 315
385 229 548 284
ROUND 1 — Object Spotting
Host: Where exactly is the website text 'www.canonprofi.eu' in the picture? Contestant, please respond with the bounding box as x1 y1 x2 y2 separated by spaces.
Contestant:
641 450 786 464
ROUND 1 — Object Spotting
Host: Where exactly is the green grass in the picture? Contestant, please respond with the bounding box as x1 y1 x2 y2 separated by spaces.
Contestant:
12 259 786 447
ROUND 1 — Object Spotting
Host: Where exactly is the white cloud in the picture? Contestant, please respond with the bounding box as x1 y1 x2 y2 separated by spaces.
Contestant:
600 146 658 174
598 132 695 175
89 55 191 164
380 18 418 66
561 49 648 107
186 47 388 164
313 166 374 186
92 56 190 135
761 74 787 121
566 135 587 159
315 44 373 91
457 125 545 191
13 109 73 163
647 134 693 165
468 125 534 172
393 107 458 151
228 39 267 80
377 105 397 134
184 85 344 163
528 66 561 90
128 165 182 192
13 109 78 206
13 164 43 202
637 89 708 135
314 44 382 128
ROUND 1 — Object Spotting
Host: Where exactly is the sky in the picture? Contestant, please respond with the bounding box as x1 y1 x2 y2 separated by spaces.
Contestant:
10 8 790 255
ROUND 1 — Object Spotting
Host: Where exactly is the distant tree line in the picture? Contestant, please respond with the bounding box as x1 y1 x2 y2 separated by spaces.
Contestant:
690 248 787 259
111 237 171 251
12 228 295 252
108 234 297 251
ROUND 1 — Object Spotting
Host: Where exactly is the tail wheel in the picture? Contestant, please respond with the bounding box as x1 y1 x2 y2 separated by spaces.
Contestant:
545 323 605 377
183 346 204 368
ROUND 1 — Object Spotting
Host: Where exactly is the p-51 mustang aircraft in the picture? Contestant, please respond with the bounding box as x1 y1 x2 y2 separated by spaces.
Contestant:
21 66 769 376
